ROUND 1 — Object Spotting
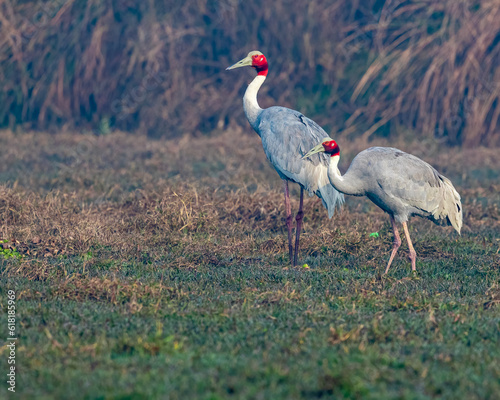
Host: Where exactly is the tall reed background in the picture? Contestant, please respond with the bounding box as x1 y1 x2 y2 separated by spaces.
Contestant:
0 0 499 146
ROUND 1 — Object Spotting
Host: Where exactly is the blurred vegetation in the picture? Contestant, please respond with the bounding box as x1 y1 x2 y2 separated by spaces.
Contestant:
0 0 499 146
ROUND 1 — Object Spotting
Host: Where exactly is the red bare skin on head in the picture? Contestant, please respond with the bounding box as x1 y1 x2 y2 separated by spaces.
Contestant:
322 140 340 157
252 54 268 76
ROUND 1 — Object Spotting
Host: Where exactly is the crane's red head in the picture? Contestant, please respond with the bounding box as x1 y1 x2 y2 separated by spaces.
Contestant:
226 50 269 76
302 139 341 160
322 140 340 157
250 52 268 76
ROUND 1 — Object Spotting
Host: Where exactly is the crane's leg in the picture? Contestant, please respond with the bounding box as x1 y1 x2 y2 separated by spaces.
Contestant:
402 222 417 271
384 215 402 274
283 180 294 265
293 187 304 267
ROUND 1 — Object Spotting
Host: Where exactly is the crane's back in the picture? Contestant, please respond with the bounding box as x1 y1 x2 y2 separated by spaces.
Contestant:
346 147 462 232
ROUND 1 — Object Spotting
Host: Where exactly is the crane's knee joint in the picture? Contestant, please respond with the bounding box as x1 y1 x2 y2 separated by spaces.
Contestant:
295 211 304 222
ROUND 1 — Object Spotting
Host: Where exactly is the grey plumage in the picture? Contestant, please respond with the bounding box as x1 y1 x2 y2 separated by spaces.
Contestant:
304 140 462 273
339 147 462 232
257 106 344 217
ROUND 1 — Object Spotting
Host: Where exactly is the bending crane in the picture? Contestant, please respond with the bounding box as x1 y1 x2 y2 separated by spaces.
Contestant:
304 140 462 273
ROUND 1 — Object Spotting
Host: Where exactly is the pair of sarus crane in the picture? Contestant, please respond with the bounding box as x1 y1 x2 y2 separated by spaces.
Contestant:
227 51 462 274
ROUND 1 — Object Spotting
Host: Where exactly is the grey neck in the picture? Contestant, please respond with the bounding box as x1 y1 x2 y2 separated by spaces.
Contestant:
327 155 365 196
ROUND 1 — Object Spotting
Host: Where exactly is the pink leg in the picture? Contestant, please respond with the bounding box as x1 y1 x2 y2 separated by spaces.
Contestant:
402 222 417 272
283 180 294 265
293 187 304 267
384 215 402 274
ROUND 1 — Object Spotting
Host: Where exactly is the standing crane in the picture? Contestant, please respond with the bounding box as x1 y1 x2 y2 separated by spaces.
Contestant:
303 140 462 273
227 51 344 266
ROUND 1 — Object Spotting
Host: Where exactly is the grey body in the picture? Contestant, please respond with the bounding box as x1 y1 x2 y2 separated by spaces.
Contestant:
337 147 462 231
229 51 343 266
240 73 344 218
254 106 344 217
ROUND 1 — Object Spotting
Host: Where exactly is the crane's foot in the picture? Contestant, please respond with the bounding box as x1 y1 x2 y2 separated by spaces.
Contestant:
283 180 294 266
293 188 304 268
384 237 401 274
293 210 304 267
384 216 402 274
408 249 417 271
286 214 294 265
402 222 417 273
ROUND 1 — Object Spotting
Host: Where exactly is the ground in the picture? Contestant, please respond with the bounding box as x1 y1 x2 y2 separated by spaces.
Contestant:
0 130 499 399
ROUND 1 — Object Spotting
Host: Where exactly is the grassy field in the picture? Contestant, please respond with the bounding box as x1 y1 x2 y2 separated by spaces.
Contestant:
1 130 499 399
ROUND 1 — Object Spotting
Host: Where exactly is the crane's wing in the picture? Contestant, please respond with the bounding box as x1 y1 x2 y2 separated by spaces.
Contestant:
255 106 344 216
257 106 330 175
355 147 462 232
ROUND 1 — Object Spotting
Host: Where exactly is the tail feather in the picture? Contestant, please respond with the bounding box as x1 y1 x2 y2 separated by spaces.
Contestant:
294 161 344 219
435 176 462 234
316 183 344 219
310 165 344 218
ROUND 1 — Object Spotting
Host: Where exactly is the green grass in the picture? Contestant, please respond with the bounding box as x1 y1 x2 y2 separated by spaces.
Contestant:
3 253 500 399
1 131 500 399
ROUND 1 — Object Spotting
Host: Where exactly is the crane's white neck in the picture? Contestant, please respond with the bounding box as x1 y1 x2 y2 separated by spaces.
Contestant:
243 75 266 132
327 155 364 196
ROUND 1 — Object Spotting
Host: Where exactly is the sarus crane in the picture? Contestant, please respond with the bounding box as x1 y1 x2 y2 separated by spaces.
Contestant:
304 139 462 273
227 51 344 266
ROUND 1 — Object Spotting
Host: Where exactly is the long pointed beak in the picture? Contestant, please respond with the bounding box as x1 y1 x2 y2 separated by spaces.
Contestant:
302 143 326 159
226 56 253 70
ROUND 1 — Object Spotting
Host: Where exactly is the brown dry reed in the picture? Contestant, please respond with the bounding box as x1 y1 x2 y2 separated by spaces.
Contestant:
0 0 499 146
